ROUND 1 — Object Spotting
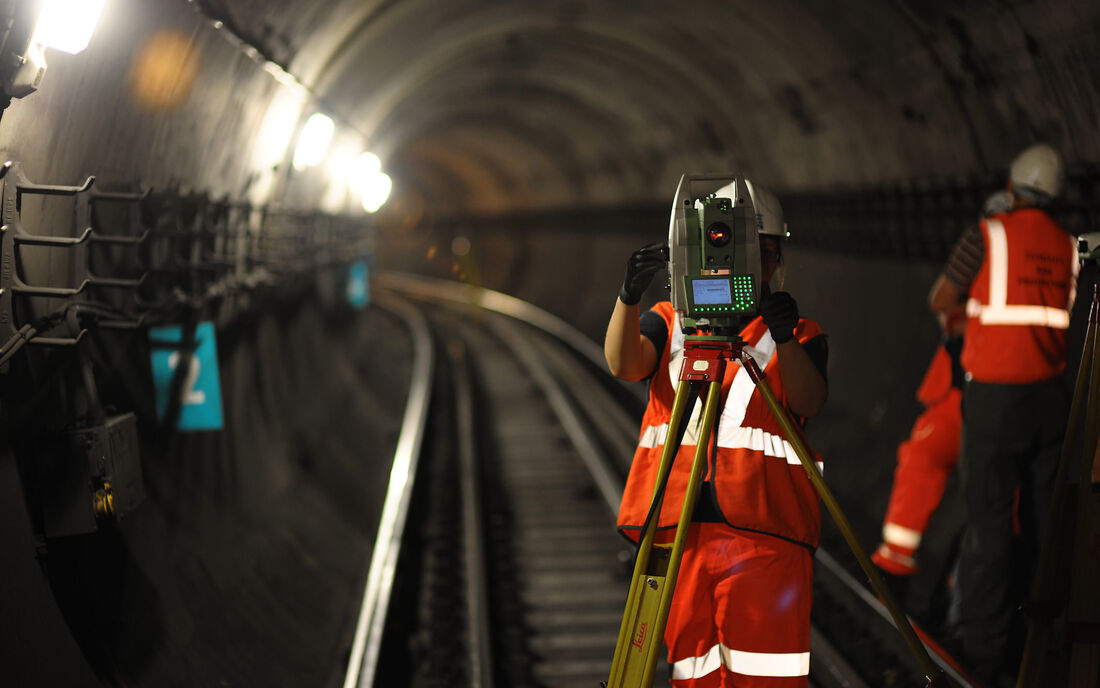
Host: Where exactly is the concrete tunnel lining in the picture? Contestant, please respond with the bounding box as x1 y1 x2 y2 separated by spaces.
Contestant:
0 0 1097 684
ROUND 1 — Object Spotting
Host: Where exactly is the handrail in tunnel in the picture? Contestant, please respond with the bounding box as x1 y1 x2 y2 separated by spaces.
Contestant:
343 292 436 688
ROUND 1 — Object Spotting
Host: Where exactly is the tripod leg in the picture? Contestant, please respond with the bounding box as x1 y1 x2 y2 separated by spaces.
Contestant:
1017 294 1098 687
607 379 721 688
1067 299 1100 684
642 379 722 684
739 355 945 686
608 378 693 686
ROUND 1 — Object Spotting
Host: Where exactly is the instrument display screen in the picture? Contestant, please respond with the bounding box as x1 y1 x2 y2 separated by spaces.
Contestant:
691 279 732 305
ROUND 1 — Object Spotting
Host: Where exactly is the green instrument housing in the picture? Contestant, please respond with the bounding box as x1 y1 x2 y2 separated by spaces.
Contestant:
678 193 758 329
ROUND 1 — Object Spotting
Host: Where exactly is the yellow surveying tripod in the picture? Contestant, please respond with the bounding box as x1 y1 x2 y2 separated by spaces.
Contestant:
604 332 945 688
1016 279 1100 687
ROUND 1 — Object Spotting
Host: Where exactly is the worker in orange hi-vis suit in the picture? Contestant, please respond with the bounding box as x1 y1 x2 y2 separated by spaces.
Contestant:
872 191 1012 593
871 309 965 580
606 182 828 687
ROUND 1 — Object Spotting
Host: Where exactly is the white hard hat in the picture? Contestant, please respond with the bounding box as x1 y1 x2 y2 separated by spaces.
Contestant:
744 180 789 238
1010 143 1063 204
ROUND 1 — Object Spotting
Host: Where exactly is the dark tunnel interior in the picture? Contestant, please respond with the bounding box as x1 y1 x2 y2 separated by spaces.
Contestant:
1 1 1098 686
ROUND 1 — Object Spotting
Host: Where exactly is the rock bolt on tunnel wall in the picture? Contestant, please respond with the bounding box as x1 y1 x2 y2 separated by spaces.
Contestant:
0 0 1097 686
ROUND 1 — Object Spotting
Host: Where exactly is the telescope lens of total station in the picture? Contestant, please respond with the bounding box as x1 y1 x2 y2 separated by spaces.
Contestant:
706 222 731 248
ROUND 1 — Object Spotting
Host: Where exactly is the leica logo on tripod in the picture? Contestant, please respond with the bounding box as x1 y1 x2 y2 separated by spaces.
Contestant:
631 622 648 651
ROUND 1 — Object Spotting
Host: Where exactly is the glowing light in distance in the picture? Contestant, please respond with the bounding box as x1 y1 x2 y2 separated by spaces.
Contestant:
348 152 382 196
32 0 108 54
320 144 358 212
129 30 200 110
253 89 305 168
327 147 357 181
292 113 335 170
451 237 471 257
361 173 392 213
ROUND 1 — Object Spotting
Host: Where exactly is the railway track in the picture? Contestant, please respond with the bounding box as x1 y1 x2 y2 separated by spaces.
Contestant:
350 274 975 688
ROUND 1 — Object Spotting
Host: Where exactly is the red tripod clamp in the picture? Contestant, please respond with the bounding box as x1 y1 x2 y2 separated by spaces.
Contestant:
679 338 742 382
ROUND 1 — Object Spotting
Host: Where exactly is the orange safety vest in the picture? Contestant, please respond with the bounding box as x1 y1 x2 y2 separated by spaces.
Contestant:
617 301 824 549
962 208 1078 384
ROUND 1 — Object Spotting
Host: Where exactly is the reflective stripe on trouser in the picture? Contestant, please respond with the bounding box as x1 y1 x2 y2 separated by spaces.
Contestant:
665 523 812 687
873 391 961 576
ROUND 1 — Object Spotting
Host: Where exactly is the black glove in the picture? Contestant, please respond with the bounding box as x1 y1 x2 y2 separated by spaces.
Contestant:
619 242 667 305
760 291 799 344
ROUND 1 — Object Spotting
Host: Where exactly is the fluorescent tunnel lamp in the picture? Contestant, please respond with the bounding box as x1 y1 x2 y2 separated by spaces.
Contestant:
348 152 381 196
361 172 392 213
293 112 335 170
32 0 108 55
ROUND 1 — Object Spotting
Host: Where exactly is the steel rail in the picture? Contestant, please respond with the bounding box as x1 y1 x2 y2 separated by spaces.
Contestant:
487 314 624 514
814 549 974 687
378 271 640 463
342 293 436 688
374 271 607 372
450 336 495 688
382 275 971 687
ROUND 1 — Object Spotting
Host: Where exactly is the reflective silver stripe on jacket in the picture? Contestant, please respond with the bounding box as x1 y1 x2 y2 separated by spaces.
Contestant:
966 219 1075 328
670 643 810 679
637 423 824 474
643 314 822 472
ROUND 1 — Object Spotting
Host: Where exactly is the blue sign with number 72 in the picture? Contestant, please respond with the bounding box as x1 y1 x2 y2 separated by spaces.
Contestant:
148 321 225 431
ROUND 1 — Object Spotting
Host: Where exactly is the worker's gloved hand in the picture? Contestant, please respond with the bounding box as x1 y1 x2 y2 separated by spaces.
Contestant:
619 242 668 305
760 291 799 344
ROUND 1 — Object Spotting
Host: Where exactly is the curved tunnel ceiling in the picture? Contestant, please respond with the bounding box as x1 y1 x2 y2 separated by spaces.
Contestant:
198 1 1098 215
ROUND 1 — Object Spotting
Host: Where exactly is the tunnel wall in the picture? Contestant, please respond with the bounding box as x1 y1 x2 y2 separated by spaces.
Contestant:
0 2 386 681
0 0 1096 679
0 0 365 212
3 283 411 684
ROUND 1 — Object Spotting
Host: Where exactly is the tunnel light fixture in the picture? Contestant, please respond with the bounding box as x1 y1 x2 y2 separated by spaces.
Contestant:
254 90 305 169
348 152 382 196
292 112 335 170
361 172 392 213
32 0 108 55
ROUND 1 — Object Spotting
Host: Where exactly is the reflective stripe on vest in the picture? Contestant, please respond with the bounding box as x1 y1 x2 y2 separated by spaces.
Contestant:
637 422 824 474
641 323 824 472
965 218 1071 329
671 643 810 679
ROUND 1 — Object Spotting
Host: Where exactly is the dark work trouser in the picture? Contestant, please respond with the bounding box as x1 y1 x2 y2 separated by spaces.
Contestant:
956 377 1067 681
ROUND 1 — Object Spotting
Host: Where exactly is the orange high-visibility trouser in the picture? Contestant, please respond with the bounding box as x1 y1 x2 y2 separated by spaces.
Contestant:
664 523 813 687
872 388 963 575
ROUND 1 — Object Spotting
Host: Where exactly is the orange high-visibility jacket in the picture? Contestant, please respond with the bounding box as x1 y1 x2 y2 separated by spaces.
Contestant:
963 208 1078 384
617 301 824 549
